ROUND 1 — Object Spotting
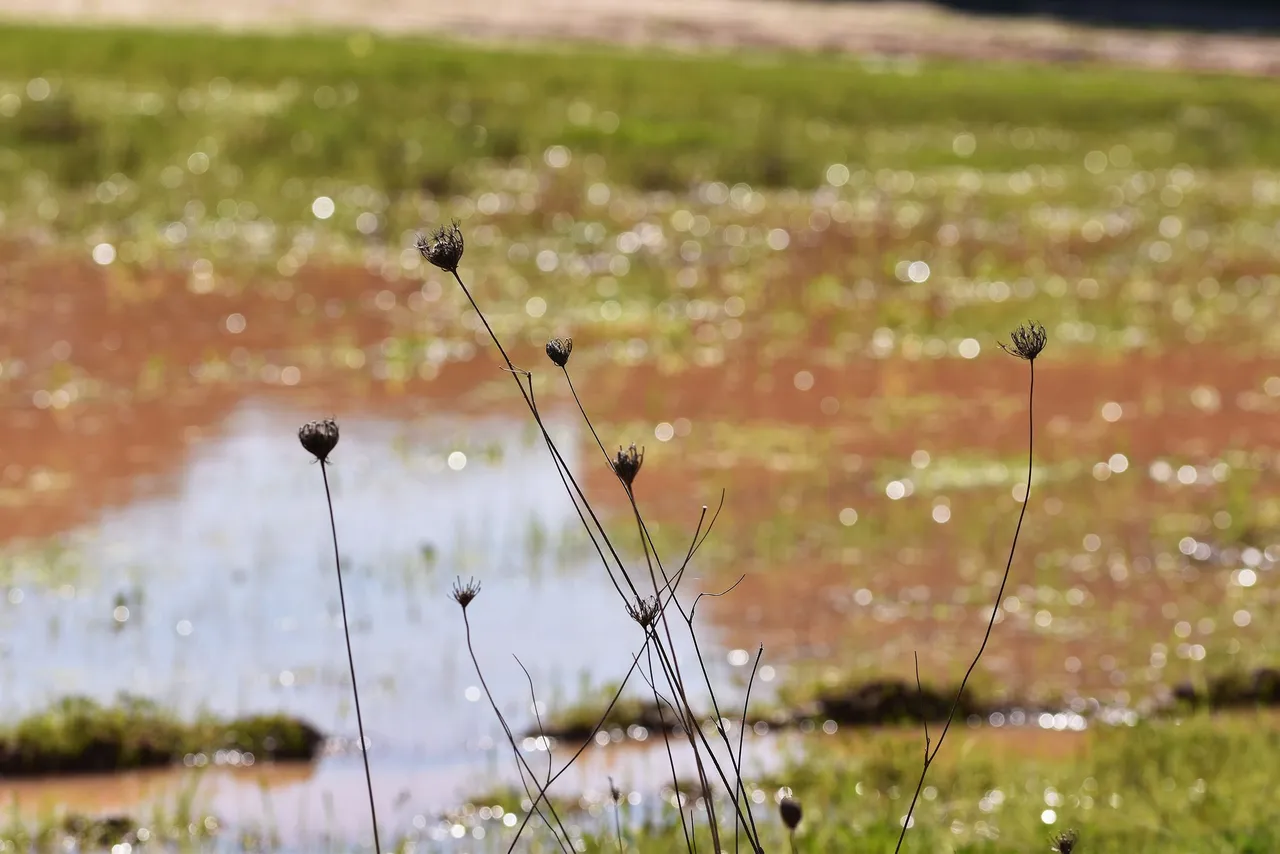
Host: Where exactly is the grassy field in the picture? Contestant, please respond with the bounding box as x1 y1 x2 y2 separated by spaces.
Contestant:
3 21 1280 854
4 23 1280 233
429 715 1280 853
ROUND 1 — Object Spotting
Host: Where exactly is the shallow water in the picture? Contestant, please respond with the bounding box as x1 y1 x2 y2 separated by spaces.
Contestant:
0 399 771 825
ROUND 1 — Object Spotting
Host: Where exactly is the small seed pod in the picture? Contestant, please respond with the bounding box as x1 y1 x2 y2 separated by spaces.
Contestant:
1051 829 1078 854
451 576 481 609
999 321 1048 361
626 595 660 629
415 221 465 273
546 337 574 367
298 418 340 462
779 796 802 831
612 444 644 487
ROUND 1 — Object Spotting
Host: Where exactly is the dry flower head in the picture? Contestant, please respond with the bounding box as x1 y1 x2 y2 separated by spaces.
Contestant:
779 796 803 831
612 444 644 487
415 221 465 273
626 595 660 629
545 337 574 367
999 321 1048 361
451 576 482 609
298 418 340 463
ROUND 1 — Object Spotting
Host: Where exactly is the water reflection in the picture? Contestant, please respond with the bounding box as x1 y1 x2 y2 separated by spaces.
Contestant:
0 403 744 831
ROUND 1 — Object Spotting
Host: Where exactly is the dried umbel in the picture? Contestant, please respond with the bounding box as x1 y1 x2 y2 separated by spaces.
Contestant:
999 321 1048 362
451 576 482 609
1051 829 1078 854
612 444 644 487
779 796 802 831
415 221 465 273
298 418 340 463
545 337 574 367
626 595 660 629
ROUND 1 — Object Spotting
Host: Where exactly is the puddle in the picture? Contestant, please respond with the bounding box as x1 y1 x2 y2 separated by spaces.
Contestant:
0 402 757 828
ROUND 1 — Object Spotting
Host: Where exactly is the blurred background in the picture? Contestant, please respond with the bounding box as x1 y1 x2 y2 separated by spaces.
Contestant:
1 1 1279 851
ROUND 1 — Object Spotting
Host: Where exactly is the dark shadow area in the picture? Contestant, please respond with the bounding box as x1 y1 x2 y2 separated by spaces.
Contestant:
860 0 1280 33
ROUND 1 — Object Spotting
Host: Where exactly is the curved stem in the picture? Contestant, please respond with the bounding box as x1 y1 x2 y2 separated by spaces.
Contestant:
894 360 1036 853
320 463 381 854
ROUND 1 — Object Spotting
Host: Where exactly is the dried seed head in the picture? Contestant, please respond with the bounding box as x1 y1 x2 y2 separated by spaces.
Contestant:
545 337 574 367
779 796 802 831
612 444 644 487
626 595 660 629
1051 830 1078 854
415 220 465 273
999 321 1048 362
608 777 622 804
451 576 481 609
298 418 340 463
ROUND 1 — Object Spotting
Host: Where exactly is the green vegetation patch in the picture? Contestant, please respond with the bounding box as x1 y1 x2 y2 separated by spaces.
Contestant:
0 695 324 776
3 23 1280 235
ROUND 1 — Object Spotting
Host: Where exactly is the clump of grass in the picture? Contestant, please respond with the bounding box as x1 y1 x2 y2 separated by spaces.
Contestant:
532 684 665 741
0 695 322 776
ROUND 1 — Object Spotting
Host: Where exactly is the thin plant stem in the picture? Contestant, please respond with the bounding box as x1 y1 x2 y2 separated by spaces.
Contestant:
626 493 761 848
507 641 654 851
894 360 1036 853
628 497 721 848
612 784 625 854
733 647 764 852
459 609 573 854
318 463 381 854
451 270 639 601
561 366 613 466
514 656 554 791
646 641 695 853
447 261 756 851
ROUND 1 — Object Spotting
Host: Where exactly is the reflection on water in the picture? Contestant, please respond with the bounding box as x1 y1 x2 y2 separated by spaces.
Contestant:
0 403 747 832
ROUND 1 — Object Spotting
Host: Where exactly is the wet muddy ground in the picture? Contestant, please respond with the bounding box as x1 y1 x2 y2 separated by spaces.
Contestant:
4 161 1280 837
2 66 1280 840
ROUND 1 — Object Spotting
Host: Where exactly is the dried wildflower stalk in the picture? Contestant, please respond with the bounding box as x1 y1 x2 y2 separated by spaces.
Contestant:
421 222 764 853
894 323 1046 853
297 419 381 854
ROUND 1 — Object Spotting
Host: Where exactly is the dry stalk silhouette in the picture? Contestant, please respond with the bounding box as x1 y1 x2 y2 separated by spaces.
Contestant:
297 419 382 854
893 321 1046 853
419 221 766 853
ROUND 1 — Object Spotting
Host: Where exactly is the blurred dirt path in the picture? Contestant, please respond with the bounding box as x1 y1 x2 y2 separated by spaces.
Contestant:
1 0 1279 76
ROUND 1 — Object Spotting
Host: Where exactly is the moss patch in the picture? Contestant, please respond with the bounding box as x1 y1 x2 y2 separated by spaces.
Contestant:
0 695 324 776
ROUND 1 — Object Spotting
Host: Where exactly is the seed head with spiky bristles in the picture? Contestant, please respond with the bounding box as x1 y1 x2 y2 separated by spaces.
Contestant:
545 337 573 367
779 796 802 831
608 777 622 804
1050 829 1078 854
451 576 481 609
612 444 644 487
298 418 340 463
415 221 465 273
626 595 660 629
999 321 1048 361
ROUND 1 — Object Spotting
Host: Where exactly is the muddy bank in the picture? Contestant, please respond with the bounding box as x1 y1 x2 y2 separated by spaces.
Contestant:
0 696 323 777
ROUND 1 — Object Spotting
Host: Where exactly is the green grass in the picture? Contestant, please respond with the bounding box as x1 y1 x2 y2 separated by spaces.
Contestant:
453 714 1280 853
4 23 1280 239
0 695 323 775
